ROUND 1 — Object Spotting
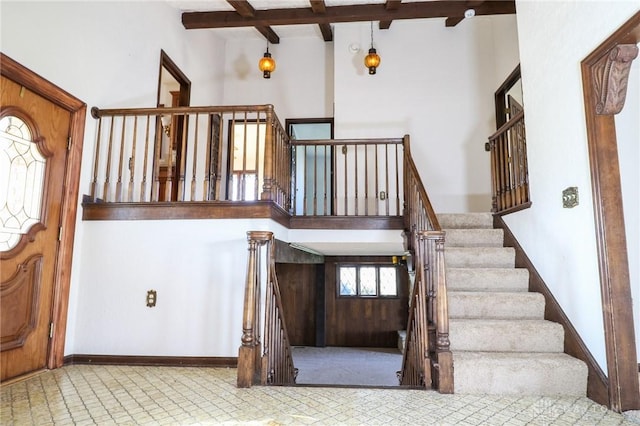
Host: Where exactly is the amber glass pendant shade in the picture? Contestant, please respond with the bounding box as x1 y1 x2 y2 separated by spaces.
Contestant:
259 51 276 79
364 48 381 75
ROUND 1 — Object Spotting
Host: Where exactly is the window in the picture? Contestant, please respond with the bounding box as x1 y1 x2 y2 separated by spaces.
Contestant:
338 264 398 297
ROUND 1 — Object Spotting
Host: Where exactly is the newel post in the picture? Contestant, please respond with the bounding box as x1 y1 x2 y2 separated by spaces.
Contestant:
237 235 259 388
432 233 453 393
237 231 273 388
260 106 274 201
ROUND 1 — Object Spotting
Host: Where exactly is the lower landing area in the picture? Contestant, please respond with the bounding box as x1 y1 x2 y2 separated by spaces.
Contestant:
2 364 638 425
291 346 403 387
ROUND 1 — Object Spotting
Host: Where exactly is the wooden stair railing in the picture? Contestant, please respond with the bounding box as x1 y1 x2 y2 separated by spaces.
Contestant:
398 135 453 393
237 231 297 388
88 105 291 212
488 109 531 214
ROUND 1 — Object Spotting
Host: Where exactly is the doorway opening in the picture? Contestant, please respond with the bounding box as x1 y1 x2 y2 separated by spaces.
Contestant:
156 50 191 201
286 118 334 216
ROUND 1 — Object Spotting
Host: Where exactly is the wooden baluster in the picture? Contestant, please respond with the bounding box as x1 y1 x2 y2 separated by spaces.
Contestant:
115 116 127 202
128 116 138 202
354 143 359 216
103 117 115 202
313 145 318 215
489 138 498 212
253 111 260 201
375 144 380 216
385 143 390 216
324 145 329 215
141 115 151 202
364 144 369 215
190 113 199 201
177 113 188 201
395 143 400 216
261 108 274 201
90 115 103 200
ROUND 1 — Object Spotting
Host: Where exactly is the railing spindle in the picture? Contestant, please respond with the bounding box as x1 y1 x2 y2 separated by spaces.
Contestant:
128 116 138 202
141 115 151 202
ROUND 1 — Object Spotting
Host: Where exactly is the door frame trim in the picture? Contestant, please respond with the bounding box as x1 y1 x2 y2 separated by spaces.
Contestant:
581 11 640 411
1 53 86 370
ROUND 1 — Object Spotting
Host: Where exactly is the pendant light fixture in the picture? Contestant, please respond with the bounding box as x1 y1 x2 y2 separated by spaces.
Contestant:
364 21 381 75
258 41 276 79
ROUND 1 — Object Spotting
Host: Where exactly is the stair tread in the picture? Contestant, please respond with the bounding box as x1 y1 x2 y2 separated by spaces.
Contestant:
437 213 493 229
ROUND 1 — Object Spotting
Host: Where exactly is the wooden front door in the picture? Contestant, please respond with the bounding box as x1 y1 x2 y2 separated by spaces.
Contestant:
1 75 72 381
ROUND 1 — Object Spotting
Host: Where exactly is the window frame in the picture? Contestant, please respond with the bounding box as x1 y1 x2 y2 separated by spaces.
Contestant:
336 263 399 299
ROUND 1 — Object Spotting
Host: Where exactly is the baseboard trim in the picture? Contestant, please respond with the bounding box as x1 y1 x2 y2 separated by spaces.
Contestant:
63 354 237 368
494 216 609 406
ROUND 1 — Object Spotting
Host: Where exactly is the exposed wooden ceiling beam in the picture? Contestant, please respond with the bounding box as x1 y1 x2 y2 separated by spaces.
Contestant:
445 16 464 27
310 0 333 42
183 1 516 30
226 0 280 44
379 0 402 30
445 1 485 28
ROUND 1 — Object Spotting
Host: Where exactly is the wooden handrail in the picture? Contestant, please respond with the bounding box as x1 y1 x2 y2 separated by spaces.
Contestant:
91 104 274 118
488 109 524 140
398 135 452 393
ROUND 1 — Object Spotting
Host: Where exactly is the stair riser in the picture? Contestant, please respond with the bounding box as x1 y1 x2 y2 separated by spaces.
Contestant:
449 320 564 352
445 229 504 247
446 248 515 268
447 268 530 292
453 353 588 396
449 293 545 319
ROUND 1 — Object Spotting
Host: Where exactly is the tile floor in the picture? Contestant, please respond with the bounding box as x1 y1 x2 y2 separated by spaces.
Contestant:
1 365 639 425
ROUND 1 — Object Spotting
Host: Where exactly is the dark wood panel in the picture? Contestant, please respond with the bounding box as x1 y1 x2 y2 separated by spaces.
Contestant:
494 216 609 406
276 263 317 346
64 354 237 367
325 256 409 348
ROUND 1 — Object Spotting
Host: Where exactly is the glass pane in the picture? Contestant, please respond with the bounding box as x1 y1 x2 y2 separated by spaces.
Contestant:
380 267 398 296
339 267 357 296
0 115 45 252
360 266 377 296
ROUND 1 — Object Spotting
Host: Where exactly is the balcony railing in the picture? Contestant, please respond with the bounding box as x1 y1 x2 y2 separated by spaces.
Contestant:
488 110 530 214
89 105 291 212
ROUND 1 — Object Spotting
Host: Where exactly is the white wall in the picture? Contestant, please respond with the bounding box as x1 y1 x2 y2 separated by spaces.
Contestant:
616 46 640 358
333 16 520 213
75 219 287 356
1 1 227 355
222 36 334 120
510 1 640 371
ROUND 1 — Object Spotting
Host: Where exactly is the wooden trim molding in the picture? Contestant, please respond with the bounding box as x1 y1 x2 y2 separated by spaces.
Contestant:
64 354 237 368
82 200 291 228
494 216 609 406
581 11 640 412
1 53 86 371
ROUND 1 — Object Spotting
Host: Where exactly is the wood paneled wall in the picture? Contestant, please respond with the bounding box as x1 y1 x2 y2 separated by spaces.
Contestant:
325 256 409 348
276 263 319 346
277 256 409 348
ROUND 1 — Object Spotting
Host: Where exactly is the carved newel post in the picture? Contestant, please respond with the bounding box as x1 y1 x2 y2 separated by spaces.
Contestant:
237 231 272 388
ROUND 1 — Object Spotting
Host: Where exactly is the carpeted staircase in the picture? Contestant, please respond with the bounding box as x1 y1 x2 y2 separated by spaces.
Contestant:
439 212 588 396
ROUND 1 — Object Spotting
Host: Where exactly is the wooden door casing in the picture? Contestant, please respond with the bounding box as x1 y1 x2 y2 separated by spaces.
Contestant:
1 75 71 381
